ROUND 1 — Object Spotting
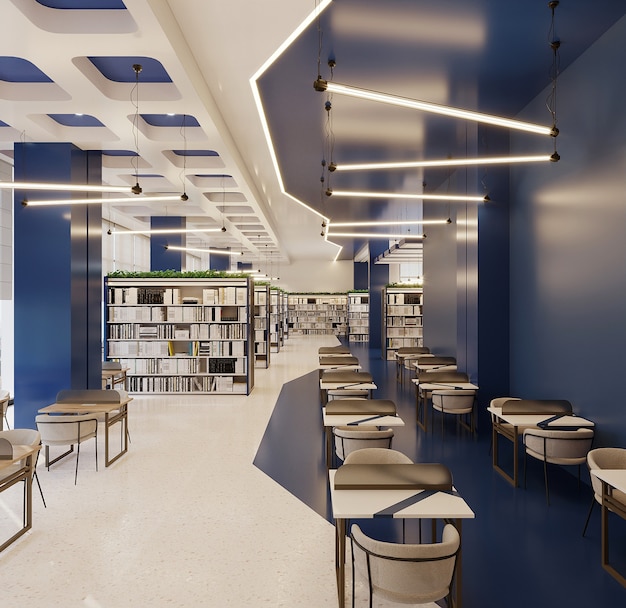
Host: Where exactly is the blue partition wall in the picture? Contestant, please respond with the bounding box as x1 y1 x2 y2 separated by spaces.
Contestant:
508 15 626 446
13 143 102 428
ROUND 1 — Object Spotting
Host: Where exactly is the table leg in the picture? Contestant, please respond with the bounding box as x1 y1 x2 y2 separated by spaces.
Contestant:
326 427 332 469
335 518 346 608
491 423 518 487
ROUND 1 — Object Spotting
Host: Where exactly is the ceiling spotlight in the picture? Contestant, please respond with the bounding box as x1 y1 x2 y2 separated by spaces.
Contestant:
180 193 189 201
221 226 227 232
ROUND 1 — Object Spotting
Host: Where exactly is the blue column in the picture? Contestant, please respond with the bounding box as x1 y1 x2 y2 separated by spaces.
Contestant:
353 261 368 290
368 240 389 351
14 143 103 428
151 216 185 270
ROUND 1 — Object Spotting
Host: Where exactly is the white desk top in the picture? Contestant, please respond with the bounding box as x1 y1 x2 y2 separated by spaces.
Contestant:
329 469 474 520
319 363 362 371
322 409 405 428
0 444 38 470
487 407 594 428
320 380 377 390
590 469 626 493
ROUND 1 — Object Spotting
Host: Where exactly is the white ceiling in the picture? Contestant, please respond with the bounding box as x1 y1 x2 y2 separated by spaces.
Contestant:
1 0 624 268
0 0 335 265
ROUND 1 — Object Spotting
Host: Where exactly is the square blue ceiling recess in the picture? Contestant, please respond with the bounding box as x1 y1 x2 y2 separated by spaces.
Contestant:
88 57 171 83
36 1 126 8
141 114 200 128
102 150 138 156
48 114 105 127
172 150 218 157
0 57 52 83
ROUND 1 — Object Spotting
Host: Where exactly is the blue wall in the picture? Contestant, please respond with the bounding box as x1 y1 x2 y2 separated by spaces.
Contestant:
509 15 626 446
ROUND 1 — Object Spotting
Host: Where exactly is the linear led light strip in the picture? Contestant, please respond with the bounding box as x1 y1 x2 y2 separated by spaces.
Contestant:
109 228 222 236
326 189 487 202
332 154 558 172
22 195 184 207
314 80 557 137
0 181 132 193
326 232 425 239
165 245 243 257
328 219 450 227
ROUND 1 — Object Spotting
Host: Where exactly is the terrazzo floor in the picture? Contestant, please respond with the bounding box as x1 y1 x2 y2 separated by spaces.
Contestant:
1 335 345 608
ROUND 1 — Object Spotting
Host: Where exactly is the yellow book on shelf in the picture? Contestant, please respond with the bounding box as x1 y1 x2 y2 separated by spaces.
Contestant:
168 341 174 356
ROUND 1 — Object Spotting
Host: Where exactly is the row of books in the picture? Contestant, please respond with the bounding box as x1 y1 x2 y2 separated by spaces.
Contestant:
387 292 423 305
126 375 247 393
387 304 423 316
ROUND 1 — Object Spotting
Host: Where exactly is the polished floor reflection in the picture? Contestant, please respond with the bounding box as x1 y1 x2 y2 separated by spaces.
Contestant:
1 335 625 607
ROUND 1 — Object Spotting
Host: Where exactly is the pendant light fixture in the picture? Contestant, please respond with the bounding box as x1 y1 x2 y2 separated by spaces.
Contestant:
314 79 557 137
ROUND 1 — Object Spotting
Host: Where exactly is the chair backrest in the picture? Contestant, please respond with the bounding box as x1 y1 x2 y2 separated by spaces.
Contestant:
432 390 476 413
351 523 460 605
102 361 123 370
490 396 520 409
0 428 40 448
343 447 412 465
0 429 42 479
502 399 572 415
524 427 594 463
56 389 126 404
587 447 626 499
36 414 98 445
333 427 394 461
397 347 430 356
418 370 469 383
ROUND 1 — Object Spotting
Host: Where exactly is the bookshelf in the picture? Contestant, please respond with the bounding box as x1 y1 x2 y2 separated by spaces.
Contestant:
254 284 271 368
382 287 424 360
347 292 369 343
105 277 254 394
270 288 281 353
287 294 348 336
281 291 289 342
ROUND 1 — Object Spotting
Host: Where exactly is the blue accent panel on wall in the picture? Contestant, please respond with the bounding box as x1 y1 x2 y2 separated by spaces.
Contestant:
150 216 184 271
368 240 388 350
508 16 626 447
141 114 200 128
37 0 126 8
70 149 103 390
475 130 511 429
13 142 102 428
422 204 457 357
353 261 368 290
211 251 229 271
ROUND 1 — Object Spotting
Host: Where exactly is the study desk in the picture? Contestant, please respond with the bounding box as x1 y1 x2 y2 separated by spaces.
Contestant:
413 380 478 432
329 466 474 608
320 371 376 405
318 356 361 378
394 349 431 385
101 366 129 391
487 407 594 487
322 401 404 467
0 444 39 553
38 396 133 467
590 469 626 587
